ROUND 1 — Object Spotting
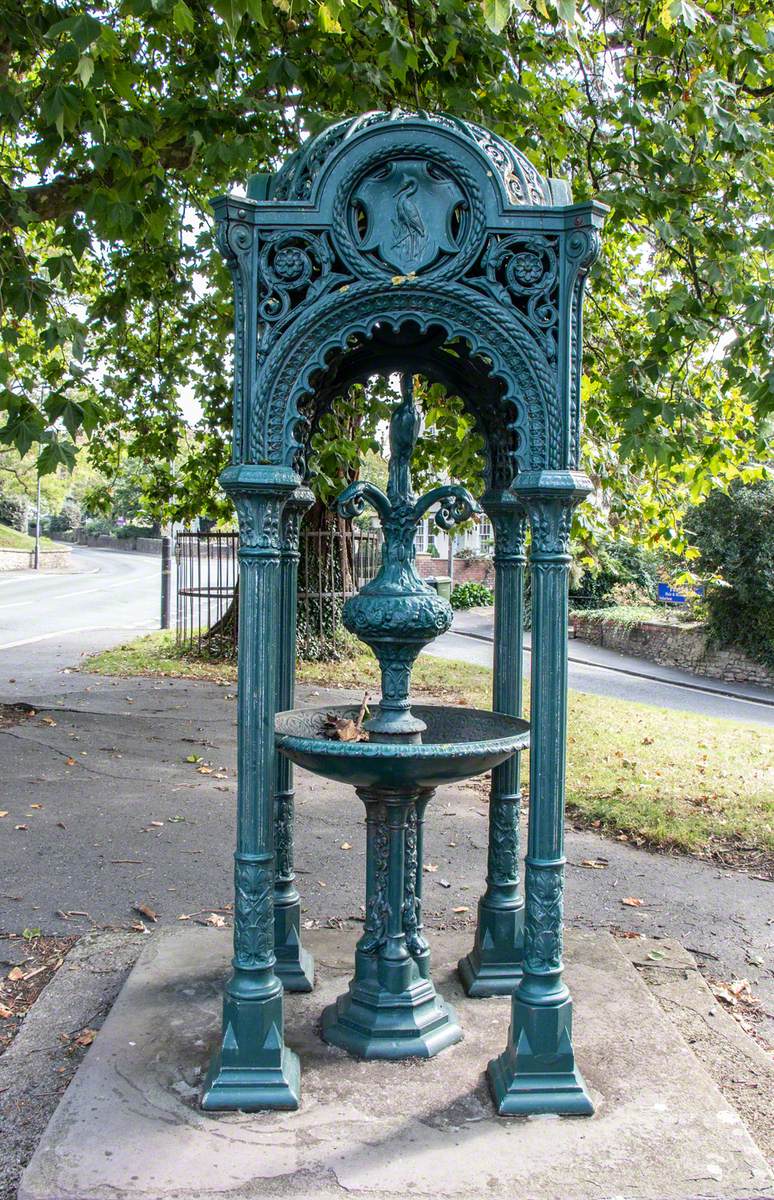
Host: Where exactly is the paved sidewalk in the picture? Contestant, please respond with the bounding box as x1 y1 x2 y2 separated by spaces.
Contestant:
0 669 771 1039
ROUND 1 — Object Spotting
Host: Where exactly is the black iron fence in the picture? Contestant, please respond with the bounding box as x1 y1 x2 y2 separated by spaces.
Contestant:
175 526 382 661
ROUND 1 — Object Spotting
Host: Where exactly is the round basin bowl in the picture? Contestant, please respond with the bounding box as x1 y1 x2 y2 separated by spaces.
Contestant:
275 704 530 791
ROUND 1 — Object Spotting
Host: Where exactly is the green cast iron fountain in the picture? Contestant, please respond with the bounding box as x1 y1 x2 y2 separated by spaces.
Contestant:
276 376 530 1059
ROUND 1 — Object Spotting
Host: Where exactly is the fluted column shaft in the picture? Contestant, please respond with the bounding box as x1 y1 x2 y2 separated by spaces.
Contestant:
458 491 528 996
202 463 301 1113
273 486 315 991
487 469 594 1117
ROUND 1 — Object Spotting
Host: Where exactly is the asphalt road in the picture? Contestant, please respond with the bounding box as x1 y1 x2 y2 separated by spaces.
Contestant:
0 547 160 685
429 610 774 725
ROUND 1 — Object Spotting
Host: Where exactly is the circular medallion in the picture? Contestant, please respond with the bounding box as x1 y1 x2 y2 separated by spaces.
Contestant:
332 150 485 281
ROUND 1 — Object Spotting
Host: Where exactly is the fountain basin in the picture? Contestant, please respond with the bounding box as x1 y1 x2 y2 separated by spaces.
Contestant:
275 704 530 790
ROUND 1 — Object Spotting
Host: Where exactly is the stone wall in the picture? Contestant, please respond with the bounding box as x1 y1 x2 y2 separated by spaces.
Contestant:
59 532 162 555
573 612 774 689
0 547 72 572
415 554 494 585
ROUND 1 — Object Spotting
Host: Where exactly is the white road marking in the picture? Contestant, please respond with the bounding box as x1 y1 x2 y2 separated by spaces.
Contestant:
0 570 158 612
0 622 157 651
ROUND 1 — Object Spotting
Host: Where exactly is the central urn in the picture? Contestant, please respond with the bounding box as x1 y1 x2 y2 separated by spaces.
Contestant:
338 376 475 734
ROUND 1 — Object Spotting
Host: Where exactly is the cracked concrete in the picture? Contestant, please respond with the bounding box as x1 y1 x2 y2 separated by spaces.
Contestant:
19 926 773 1200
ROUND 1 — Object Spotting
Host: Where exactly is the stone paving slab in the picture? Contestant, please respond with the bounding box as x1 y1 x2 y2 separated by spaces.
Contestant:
19 927 773 1200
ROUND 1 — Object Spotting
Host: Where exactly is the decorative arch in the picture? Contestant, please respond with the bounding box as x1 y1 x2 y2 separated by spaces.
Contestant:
253 282 559 485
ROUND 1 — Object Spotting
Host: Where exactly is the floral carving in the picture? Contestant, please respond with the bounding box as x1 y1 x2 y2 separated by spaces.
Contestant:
523 864 564 974
233 495 283 551
478 234 560 363
487 799 520 888
274 792 294 883
360 805 390 953
234 857 274 968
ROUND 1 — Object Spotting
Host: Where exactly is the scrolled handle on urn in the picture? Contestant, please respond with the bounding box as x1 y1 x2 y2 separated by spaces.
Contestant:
335 375 479 736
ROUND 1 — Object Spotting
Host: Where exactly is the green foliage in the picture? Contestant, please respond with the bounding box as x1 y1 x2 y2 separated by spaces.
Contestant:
450 581 494 609
690 480 774 668
0 0 771 551
571 538 664 608
0 492 29 531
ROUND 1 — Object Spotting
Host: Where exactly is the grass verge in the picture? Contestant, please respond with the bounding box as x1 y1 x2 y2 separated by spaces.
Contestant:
0 523 57 552
85 631 773 861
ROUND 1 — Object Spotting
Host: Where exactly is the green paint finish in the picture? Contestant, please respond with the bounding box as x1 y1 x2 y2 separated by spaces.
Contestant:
274 485 315 993
209 111 604 1112
486 471 595 1116
337 375 478 735
459 491 528 997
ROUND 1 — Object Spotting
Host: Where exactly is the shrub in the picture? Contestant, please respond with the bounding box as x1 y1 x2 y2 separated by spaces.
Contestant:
451 581 494 609
690 480 774 669
570 539 664 609
0 492 29 532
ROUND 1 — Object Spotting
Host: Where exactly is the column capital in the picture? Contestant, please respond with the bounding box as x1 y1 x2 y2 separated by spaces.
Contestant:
511 470 592 505
220 465 300 553
513 471 592 559
281 484 314 553
482 490 527 563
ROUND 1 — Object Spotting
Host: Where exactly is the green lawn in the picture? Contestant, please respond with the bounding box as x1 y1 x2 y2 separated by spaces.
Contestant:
85 631 774 859
0 523 57 552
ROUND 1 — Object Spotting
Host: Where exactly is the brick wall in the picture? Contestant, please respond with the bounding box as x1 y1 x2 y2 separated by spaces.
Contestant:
573 613 774 688
415 555 494 584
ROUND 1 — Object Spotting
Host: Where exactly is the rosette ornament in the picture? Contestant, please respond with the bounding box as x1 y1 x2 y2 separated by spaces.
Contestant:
336 376 479 735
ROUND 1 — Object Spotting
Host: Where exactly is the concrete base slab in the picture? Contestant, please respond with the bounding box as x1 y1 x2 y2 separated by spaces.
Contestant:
19 928 773 1200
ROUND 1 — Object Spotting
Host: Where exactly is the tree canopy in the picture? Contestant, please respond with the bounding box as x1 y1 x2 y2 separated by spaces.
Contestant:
1 0 772 549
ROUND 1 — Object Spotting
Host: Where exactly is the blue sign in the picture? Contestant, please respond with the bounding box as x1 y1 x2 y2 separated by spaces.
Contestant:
657 582 704 604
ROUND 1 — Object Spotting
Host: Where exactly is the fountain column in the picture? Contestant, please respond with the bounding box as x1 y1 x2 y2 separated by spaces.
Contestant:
459 490 527 995
273 485 315 992
488 469 593 1116
202 463 301 1112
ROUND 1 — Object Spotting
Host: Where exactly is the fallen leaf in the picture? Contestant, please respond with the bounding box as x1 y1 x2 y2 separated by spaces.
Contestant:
0 812 8 818
642 736 655 745
580 859 608 869
130 922 148 933
647 949 667 960
177 914 191 921
73 1028 97 1047
340 842 352 850
133 902 158 923
452 906 470 914
197 765 213 774
423 863 438 873
41 716 57 726
621 897 645 907
65 757 76 766
149 820 164 828
0 1003 12 1019
7 967 25 981
29 803 42 809
204 912 226 927
185 754 203 763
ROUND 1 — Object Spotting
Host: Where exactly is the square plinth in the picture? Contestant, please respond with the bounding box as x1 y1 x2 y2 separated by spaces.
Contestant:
19 928 772 1200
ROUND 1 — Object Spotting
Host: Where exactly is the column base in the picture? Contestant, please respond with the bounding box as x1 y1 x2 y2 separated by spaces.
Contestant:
486 993 593 1117
458 897 524 997
274 903 315 993
201 973 300 1112
321 956 462 1060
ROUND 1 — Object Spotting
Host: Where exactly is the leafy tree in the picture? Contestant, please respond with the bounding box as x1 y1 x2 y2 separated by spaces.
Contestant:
690 480 774 668
1 0 771 551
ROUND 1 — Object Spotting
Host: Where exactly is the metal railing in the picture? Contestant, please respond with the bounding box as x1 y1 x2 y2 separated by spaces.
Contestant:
175 526 382 661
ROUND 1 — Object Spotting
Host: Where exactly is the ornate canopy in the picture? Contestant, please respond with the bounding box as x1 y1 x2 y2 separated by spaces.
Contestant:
213 109 606 493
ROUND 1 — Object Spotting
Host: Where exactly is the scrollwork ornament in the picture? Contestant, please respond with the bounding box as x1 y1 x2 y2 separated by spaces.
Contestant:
274 793 294 882
361 807 390 953
488 799 519 888
479 235 560 363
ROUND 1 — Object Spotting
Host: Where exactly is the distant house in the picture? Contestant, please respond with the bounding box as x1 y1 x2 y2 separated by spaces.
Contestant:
413 511 494 584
